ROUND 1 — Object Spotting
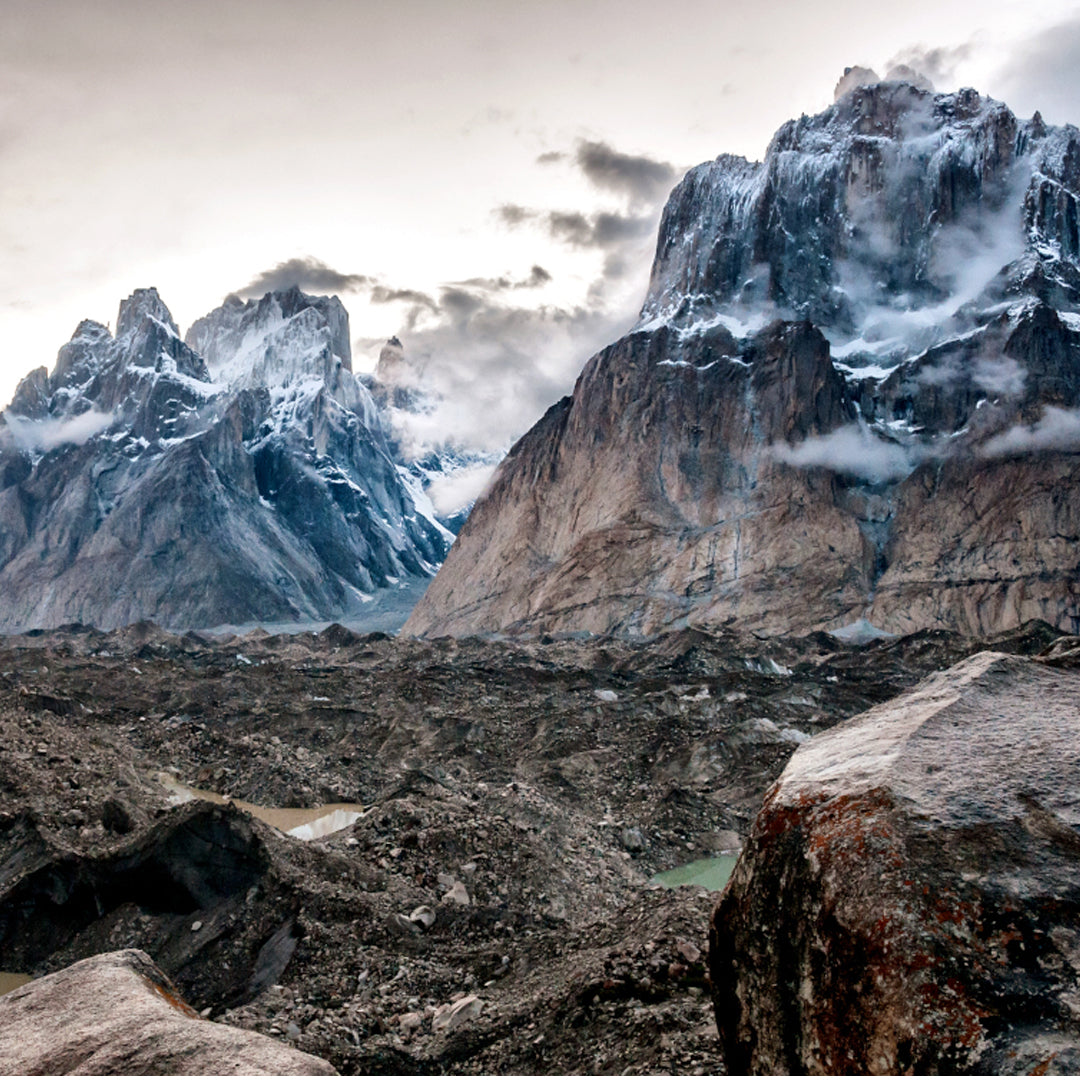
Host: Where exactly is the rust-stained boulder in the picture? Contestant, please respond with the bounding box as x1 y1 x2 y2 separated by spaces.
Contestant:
0 949 335 1075
709 652 1080 1074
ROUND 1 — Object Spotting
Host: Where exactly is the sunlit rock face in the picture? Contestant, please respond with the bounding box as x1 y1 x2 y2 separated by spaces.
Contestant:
406 78 1080 639
0 287 451 632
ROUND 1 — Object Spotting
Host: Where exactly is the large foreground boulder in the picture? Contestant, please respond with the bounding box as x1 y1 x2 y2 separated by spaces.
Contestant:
709 651 1080 1074
0 949 335 1075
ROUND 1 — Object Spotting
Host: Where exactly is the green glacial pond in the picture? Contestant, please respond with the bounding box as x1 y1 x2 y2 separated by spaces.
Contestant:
651 855 739 891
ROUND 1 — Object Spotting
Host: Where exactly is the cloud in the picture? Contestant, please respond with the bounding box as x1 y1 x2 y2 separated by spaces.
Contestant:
913 354 1026 396
833 160 1028 351
454 265 552 292
380 136 676 453
521 264 552 288
972 355 1026 396
980 405 1080 458
3 408 113 452
771 424 918 483
494 204 537 227
834 66 880 101
425 461 498 516
438 287 485 319
995 17 1080 126
370 286 438 308
238 257 371 298
546 211 593 246
886 44 971 88
369 286 441 329
882 64 934 92
546 210 653 250
371 293 628 454
573 140 677 207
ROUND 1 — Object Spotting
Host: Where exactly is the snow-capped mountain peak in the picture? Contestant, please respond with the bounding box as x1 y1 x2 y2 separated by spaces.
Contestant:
0 285 454 632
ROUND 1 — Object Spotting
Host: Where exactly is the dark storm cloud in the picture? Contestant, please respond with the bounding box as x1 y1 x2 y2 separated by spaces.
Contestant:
886 43 971 87
494 204 538 227
239 257 371 297
546 210 653 250
501 207 651 252
455 265 552 291
521 264 552 287
573 140 678 207
996 17 1080 126
546 211 593 246
439 287 486 319
536 151 565 164
369 285 439 310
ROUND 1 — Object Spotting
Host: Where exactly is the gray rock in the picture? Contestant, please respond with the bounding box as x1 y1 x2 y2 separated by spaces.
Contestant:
100 797 134 834
408 905 436 929
431 993 483 1034
442 881 470 906
0 949 335 1074
710 652 1080 1074
397 1010 424 1034
388 912 422 936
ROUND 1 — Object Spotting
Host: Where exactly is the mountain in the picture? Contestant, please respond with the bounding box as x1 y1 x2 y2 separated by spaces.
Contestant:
0 286 451 632
366 335 504 535
406 77 1080 640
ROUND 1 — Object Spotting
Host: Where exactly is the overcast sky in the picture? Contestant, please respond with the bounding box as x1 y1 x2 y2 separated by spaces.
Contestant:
2 0 1079 447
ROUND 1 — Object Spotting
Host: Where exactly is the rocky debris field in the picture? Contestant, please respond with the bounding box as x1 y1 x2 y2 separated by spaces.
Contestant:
0 618 1065 1074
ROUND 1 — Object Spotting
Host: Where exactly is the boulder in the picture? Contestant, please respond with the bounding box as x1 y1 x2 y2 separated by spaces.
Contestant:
431 994 484 1034
0 949 335 1075
709 652 1080 1074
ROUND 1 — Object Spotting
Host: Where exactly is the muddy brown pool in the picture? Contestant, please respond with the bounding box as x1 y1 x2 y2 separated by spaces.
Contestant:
0 973 32 995
153 772 367 839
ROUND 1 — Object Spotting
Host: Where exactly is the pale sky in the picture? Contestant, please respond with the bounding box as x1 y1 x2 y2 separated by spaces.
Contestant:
2 0 1079 446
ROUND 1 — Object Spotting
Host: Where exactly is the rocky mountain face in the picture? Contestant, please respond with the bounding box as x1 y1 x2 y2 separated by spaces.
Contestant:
407 78 1080 639
0 287 451 632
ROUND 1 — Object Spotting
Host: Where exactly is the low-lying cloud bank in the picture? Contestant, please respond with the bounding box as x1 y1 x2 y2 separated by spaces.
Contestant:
773 401 1080 484
425 462 499 517
980 406 1080 458
771 424 918 483
3 409 113 452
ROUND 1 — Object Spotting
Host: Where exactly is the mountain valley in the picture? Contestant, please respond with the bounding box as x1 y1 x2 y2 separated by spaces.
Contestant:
7 68 1080 1077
